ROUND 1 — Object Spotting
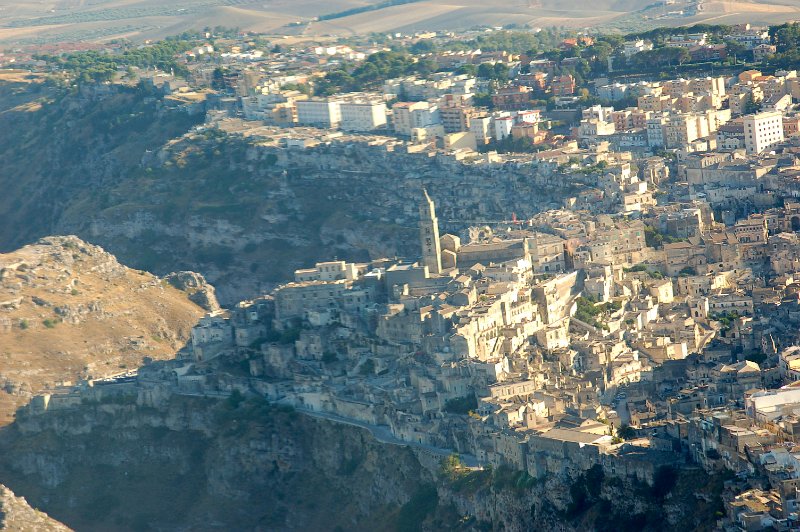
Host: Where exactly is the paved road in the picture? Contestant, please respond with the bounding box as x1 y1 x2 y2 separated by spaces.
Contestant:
616 397 631 426
297 408 481 468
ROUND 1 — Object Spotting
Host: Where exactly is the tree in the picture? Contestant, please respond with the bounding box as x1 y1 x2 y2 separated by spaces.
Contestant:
651 465 678 499
617 424 636 440
472 92 493 108
477 62 496 79
676 47 691 65
743 92 762 115
493 62 508 81
225 389 244 409
409 40 436 54
440 453 464 479
456 64 477 76
211 67 228 90
724 39 748 62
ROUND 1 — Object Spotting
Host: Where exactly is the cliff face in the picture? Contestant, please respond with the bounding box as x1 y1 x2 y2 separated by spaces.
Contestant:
0 394 724 532
0 396 434 531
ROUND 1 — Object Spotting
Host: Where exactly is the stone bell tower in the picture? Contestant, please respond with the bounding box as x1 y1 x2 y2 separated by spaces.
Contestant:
419 189 442 275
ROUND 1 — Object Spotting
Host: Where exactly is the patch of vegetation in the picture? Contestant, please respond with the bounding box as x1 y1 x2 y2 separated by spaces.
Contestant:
448 468 493 494
484 134 548 154
277 327 301 345
314 51 437 95
225 389 245 410
318 0 424 21
710 310 740 331
617 424 636 440
491 465 540 493
396 484 438 532
443 395 477 415
37 36 198 83
565 465 606 518
650 465 678 500
623 264 664 279
574 297 616 330
338 453 364 476
359 358 376 376
644 225 685 249
745 352 767 364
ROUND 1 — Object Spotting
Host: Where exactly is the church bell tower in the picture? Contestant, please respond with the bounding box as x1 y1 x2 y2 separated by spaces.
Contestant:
419 189 442 275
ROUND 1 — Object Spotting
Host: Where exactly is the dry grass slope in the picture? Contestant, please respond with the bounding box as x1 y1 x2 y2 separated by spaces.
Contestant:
0 235 207 425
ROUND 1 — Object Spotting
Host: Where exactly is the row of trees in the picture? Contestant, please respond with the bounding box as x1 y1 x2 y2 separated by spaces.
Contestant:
313 50 437 95
768 22 800 69
318 0 423 21
38 36 198 83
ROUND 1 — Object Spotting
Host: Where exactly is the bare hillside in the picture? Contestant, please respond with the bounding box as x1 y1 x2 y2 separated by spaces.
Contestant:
0 236 212 424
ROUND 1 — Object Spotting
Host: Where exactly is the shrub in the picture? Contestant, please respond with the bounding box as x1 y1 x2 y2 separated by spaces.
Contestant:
359 358 375 375
443 395 477 415
225 389 244 410
651 465 678 499
396 484 438 532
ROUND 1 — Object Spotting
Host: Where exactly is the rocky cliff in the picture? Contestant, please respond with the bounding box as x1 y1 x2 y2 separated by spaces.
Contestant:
0 484 71 532
0 235 211 423
0 393 725 531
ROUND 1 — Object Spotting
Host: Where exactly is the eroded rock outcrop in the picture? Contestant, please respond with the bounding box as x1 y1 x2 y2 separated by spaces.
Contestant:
0 483 71 531
164 271 220 312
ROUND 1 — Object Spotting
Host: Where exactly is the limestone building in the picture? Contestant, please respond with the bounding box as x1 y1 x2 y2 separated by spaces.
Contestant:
419 190 442 275
743 110 784 155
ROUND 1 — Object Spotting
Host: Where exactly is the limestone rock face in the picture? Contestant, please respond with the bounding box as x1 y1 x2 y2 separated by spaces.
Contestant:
164 271 220 312
0 484 71 531
0 395 723 532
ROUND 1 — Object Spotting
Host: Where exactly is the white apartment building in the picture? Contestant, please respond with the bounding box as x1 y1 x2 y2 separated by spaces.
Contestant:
666 33 707 48
582 105 614 123
494 115 513 140
727 29 770 49
646 116 668 148
296 99 342 128
578 119 616 138
470 115 493 145
392 101 441 136
339 100 387 131
622 40 653 58
597 83 629 101
743 110 784 155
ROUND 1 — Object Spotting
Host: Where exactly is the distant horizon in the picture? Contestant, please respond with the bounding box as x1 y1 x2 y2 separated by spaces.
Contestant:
2 0 800 47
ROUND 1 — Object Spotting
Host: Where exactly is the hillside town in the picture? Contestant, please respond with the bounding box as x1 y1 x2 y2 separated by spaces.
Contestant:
19 21 800 531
